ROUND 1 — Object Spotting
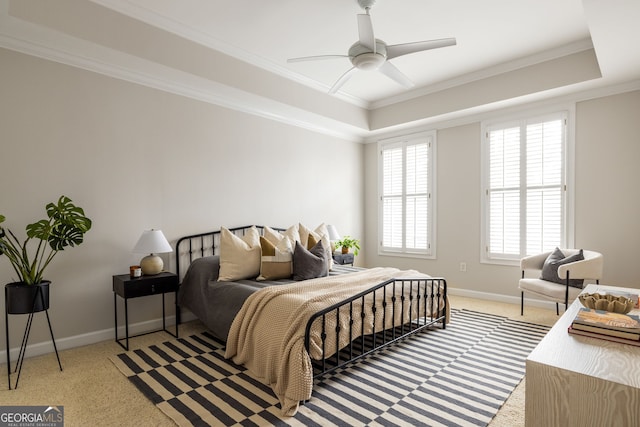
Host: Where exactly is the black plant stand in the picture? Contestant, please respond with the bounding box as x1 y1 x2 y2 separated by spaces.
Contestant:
5 284 62 390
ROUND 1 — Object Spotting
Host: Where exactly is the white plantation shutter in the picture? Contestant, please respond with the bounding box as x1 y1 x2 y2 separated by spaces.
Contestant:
525 119 563 254
380 132 435 257
382 145 403 248
484 113 568 261
488 126 520 255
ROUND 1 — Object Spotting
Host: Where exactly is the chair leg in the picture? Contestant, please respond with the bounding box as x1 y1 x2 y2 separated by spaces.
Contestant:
556 302 559 316
561 271 571 315
520 270 525 316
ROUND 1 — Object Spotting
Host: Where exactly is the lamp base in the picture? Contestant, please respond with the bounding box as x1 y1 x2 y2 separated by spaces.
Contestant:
140 254 163 275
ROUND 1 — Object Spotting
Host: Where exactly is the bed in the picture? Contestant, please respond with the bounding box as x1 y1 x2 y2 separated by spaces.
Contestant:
176 225 447 415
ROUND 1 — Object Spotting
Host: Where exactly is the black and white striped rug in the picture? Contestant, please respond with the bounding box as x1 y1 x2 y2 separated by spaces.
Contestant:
110 309 549 426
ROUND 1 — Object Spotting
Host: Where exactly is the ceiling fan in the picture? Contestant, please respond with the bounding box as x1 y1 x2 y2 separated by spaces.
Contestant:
287 0 456 95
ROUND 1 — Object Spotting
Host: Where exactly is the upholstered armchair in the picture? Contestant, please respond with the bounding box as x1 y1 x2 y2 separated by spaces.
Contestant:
519 248 603 315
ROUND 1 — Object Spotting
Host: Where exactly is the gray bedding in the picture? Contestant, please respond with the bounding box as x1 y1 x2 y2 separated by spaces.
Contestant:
177 255 360 342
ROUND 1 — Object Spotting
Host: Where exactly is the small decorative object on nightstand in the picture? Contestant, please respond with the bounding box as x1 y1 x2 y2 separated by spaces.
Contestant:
333 252 355 266
112 272 179 351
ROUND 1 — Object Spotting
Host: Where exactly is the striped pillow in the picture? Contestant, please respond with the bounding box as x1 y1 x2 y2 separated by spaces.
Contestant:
257 235 293 280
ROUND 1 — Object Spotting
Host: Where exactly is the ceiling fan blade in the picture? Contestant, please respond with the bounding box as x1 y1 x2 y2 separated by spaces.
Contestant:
357 13 376 53
379 61 414 88
287 55 349 63
329 67 358 94
386 38 457 60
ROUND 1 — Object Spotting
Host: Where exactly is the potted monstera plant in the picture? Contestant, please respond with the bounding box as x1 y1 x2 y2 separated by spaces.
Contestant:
0 196 92 314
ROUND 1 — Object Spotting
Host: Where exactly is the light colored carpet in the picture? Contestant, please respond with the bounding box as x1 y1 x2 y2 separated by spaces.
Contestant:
0 295 558 426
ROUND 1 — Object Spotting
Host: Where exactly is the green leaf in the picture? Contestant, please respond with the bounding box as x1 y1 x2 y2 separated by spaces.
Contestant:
49 223 86 250
26 219 52 240
0 215 6 247
43 196 92 251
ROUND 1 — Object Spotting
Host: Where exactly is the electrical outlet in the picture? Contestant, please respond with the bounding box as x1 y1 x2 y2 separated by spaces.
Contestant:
459 262 467 272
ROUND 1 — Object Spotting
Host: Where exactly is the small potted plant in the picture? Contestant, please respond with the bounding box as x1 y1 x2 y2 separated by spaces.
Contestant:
335 235 360 256
0 195 92 314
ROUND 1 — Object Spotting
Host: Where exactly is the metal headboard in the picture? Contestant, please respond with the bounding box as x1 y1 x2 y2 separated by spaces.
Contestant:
175 225 284 281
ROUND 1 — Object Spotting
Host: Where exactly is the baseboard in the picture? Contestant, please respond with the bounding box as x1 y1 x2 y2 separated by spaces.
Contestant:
447 287 559 310
0 311 197 362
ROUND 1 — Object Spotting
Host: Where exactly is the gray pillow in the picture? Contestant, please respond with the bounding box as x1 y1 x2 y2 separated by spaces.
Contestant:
292 240 328 281
540 248 585 288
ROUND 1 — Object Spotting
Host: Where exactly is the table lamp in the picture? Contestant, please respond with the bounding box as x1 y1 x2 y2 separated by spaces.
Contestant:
327 225 341 252
132 229 173 275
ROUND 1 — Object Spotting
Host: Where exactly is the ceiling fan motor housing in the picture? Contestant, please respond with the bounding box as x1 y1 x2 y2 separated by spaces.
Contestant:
349 40 387 70
357 0 376 10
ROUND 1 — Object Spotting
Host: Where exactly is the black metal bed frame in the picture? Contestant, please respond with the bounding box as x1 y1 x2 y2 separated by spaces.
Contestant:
305 276 446 379
175 225 278 281
175 225 447 380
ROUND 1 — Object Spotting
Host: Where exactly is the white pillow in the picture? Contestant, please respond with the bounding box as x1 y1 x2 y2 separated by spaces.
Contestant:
218 226 261 281
264 224 300 246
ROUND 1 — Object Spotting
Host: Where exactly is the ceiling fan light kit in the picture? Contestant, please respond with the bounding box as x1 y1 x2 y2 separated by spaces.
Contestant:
287 0 456 95
349 41 386 70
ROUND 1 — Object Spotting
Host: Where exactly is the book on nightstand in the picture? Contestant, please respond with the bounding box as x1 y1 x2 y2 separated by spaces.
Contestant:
568 307 640 345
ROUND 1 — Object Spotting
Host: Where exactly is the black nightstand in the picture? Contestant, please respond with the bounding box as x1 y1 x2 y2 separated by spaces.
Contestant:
333 252 355 266
112 272 179 350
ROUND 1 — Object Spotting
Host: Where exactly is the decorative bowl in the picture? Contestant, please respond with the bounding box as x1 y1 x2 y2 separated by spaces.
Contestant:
578 293 636 314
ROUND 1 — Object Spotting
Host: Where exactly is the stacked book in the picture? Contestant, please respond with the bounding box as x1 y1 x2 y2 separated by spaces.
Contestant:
568 307 640 346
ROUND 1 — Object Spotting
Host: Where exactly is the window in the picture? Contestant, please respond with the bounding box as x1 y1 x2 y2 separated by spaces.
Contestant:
481 111 573 263
378 131 435 258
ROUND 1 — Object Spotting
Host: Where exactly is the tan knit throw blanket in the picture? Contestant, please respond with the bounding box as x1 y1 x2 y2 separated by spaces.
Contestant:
225 267 445 416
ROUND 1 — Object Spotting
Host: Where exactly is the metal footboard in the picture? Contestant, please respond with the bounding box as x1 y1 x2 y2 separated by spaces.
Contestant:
304 277 447 379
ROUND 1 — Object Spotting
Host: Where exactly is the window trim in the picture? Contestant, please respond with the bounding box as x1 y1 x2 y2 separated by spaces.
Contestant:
480 105 575 266
378 130 437 259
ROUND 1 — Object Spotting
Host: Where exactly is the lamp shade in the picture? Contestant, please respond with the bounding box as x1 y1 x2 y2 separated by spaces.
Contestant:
132 229 173 254
327 225 341 241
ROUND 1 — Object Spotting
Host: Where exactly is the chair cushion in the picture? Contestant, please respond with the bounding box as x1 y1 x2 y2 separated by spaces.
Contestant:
519 278 583 302
540 248 585 288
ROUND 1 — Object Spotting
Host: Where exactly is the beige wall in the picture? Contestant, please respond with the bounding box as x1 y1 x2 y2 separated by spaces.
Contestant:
0 48 364 352
364 90 640 302
575 91 640 286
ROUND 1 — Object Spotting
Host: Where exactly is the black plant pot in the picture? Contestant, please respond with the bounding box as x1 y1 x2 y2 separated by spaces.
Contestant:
5 281 51 315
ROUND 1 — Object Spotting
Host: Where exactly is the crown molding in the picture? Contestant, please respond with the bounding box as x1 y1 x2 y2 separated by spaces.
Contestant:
370 39 596 110
89 0 371 109
0 1 367 142
363 78 640 143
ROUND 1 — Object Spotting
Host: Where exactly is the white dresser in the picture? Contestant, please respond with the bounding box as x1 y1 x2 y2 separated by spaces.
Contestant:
525 284 640 426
